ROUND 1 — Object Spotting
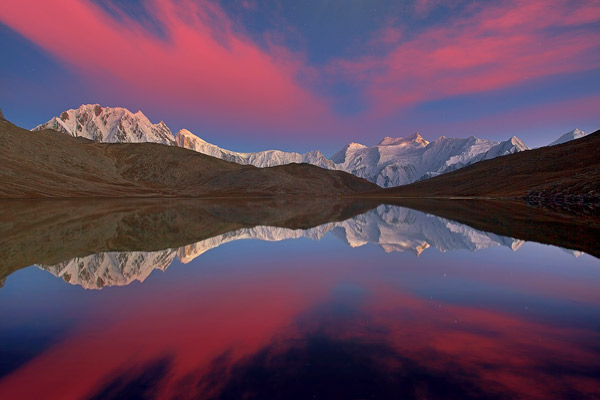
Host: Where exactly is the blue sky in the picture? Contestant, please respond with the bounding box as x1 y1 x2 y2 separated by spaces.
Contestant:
1 0 599 154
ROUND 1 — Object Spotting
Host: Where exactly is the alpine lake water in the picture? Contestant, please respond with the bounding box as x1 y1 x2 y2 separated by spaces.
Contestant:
0 198 598 400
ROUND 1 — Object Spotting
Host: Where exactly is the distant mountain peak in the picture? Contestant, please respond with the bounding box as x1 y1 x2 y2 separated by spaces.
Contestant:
175 128 335 169
507 136 528 150
176 129 209 145
348 142 367 148
549 129 587 146
34 104 174 145
377 132 429 146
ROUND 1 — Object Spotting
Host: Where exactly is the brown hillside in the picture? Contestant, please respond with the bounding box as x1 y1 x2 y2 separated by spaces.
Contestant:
0 118 378 198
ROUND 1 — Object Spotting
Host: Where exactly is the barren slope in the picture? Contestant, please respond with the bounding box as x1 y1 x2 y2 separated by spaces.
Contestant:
0 118 378 198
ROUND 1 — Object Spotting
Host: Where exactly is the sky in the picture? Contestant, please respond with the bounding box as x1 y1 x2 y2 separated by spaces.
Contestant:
0 0 599 154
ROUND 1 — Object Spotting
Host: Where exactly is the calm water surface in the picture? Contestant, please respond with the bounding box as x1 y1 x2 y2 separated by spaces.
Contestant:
0 203 599 399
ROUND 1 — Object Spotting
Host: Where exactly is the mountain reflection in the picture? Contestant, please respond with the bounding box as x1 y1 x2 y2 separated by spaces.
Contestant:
39 205 527 289
1 200 599 400
1 197 598 290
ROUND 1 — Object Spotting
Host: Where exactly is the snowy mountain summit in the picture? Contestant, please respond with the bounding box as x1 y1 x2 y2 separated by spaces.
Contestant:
378 132 429 147
33 104 174 145
332 133 528 187
175 129 334 169
35 105 530 187
548 129 587 146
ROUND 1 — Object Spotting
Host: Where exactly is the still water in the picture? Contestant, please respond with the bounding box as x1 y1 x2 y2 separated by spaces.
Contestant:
0 200 599 399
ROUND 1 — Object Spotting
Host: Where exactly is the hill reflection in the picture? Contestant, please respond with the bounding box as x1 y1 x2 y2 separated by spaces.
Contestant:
1 197 598 289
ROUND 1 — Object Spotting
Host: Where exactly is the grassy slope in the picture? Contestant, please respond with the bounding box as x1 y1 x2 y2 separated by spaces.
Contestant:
0 118 378 198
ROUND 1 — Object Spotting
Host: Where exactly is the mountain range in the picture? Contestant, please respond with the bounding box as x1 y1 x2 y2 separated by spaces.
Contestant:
1 116 376 198
35 105 174 145
377 129 600 206
36 104 585 187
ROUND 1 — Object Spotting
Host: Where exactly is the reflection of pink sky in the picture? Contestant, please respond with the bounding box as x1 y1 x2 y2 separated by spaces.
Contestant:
0 257 599 399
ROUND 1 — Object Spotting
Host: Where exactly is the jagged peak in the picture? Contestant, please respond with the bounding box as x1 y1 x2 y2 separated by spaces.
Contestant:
377 136 398 145
511 240 526 251
377 132 428 146
415 242 430 256
175 129 211 146
549 128 588 146
507 136 528 150
71 104 144 118
347 142 367 149
75 103 101 111
306 149 326 157
34 104 174 143
410 131 425 141
176 128 193 135
51 105 168 127
330 142 366 163
176 128 203 138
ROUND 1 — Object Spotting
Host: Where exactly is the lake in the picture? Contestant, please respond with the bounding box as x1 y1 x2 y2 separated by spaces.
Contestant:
0 199 598 399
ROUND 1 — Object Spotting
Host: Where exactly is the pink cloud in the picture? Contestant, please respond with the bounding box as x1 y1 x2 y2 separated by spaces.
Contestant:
332 0 600 118
413 0 459 17
0 0 333 134
0 0 599 139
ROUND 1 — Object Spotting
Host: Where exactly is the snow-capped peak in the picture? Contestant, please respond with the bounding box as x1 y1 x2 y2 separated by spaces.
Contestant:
377 132 429 147
330 142 367 164
175 128 335 169
508 136 527 148
548 129 587 146
33 104 174 145
175 129 210 145
33 104 531 189
348 142 367 149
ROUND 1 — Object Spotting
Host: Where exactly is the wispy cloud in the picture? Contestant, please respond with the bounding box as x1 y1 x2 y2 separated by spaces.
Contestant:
0 0 598 141
0 0 333 134
330 0 600 118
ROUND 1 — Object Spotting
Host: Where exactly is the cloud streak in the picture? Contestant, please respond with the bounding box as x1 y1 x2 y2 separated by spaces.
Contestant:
331 0 600 118
0 0 598 140
0 0 332 134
